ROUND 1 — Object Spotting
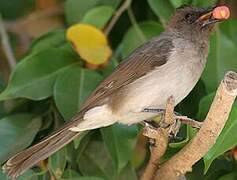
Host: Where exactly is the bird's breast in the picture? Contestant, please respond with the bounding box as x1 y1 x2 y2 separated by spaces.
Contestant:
114 43 206 124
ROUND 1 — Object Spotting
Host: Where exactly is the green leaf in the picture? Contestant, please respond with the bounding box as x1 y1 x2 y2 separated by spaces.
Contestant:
62 177 104 180
82 6 114 29
121 21 163 58
0 48 78 101
54 65 103 121
73 131 88 149
99 0 121 8
197 94 237 173
62 169 81 179
202 22 237 93
169 0 190 8
30 29 66 53
48 147 67 179
196 93 214 120
0 0 33 19
118 163 137 180
169 126 196 148
65 0 121 25
65 0 100 24
0 114 41 164
191 0 218 7
1 169 39 180
219 19 237 45
217 32 237 81
77 140 116 180
201 33 219 93
147 0 174 26
100 124 138 173
218 172 237 180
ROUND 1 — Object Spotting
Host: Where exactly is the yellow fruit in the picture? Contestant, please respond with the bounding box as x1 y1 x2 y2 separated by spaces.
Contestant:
67 24 112 65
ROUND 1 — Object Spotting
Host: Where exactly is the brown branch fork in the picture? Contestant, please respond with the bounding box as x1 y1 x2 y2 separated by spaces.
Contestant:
141 71 237 180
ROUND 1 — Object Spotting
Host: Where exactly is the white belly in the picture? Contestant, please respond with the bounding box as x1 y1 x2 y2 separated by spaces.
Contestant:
116 52 205 124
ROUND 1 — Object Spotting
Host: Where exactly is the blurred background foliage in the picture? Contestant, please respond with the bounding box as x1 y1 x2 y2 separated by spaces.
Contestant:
0 0 237 179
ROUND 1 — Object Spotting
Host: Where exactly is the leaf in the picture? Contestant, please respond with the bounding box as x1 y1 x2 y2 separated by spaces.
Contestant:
197 94 237 173
48 147 67 179
118 163 137 180
30 29 66 52
219 19 237 45
62 177 104 180
100 124 138 173
0 114 41 164
67 24 112 65
82 5 114 29
100 0 121 8
202 21 237 93
77 140 116 179
64 0 121 25
169 125 196 148
65 0 100 25
177 79 207 117
201 33 219 93
191 0 218 7
196 93 215 120
121 21 163 58
218 172 237 180
62 169 81 179
169 0 190 8
54 65 103 120
217 32 237 81
147 0 174 26
0 48 78 101
1 169 39 180
185 157 232 180
0 0 32 19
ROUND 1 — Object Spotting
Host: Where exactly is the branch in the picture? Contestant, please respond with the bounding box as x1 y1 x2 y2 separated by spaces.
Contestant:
141 96 175 180
0 15 16 70
155 71 237 180
104 0 132 35
4 5 63 35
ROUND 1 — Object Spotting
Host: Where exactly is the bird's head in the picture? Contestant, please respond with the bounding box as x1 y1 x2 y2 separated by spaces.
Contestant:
167 5 230 39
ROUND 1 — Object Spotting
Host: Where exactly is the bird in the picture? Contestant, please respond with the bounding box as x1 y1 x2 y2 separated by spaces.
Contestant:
2 5 229 179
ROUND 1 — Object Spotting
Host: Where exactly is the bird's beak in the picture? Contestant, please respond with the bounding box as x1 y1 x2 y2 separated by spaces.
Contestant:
197 7 221 27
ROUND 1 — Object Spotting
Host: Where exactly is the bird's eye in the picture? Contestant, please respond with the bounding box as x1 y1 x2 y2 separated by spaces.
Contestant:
185 13 196 23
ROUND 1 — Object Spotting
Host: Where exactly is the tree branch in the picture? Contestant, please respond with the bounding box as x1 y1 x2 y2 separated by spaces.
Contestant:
104 0 132 35
141 96 175 180
155 71 237 180
0 15 16 70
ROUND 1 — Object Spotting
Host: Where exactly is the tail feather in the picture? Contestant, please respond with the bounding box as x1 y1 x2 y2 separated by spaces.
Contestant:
2 121 81 179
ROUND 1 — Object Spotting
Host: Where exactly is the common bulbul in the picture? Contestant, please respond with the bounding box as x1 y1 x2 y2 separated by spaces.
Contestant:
2 5 230 178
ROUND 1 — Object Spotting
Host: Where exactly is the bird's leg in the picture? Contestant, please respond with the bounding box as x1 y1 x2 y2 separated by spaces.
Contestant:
142 108 165 113
141 97 203 144
142 121 159 147
141 109 202 130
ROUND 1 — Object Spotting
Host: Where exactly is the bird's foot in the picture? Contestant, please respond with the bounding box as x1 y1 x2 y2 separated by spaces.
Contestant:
167 119 181 138
142 121 159 147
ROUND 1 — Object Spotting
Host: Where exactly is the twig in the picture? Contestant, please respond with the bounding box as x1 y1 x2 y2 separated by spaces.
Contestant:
104 0 132 35
0 15 16 70
4 5 63 35
141 96 175 180
155 71 237 180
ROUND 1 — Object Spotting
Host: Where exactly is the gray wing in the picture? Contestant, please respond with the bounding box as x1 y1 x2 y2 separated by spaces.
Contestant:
79 36 174 112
